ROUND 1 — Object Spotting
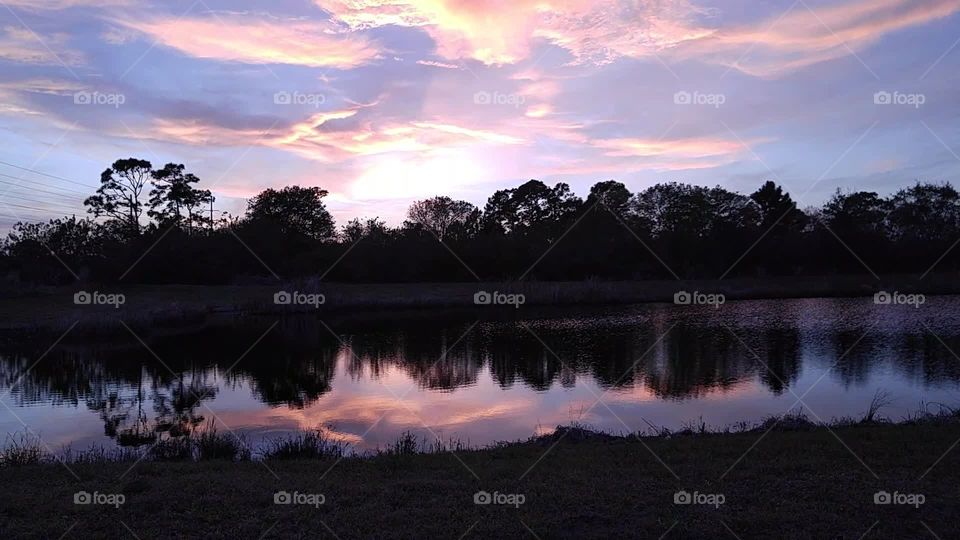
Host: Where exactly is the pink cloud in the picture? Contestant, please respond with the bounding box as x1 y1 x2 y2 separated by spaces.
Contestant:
317 0 711 65
415 59 461 69
317 0 959 75
524 103 552 118
0 26 84 65
676 0 960 77
3 0 131 8
146 106 525 164
593 137 749 159
114 15 382 69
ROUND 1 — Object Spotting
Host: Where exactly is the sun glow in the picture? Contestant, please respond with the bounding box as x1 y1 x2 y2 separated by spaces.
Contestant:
349 152 488 200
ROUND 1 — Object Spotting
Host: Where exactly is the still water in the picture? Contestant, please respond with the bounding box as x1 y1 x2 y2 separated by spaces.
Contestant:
3 297 960 453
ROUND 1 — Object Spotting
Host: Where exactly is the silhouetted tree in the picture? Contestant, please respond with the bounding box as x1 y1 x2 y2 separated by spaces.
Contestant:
586 180 632 216
633 183 732 236
4 216 100 259
482 180 582 239
7 156 960 285
245 186 335 240
84 158 153 238
342 217 391 245
406 196 477 241
887 182 960 241
822 189 889 233
148 163 214 233
750 180 808 232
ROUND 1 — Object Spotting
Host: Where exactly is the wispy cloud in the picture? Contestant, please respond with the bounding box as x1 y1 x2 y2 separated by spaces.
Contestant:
415 59 460 69
3 0 132 9
0 26 84 66
317 0 711 65
676 0 960 77
114 14 383 68
317 0 959 75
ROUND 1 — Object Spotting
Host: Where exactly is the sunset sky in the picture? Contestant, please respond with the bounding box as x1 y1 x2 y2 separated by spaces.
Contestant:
0 0 958 228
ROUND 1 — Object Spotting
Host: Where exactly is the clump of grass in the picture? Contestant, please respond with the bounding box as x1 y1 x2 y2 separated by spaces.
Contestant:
639 417 672 437
149 437 193 461
195 424 251 461
386 431 420 456
61 445 141 464
903 402 960 425
754 411 817 432
535 423 619 444
678 417 709 436
863 389 894 423
428 437 468 454
263 429 346 460
0 431 47 467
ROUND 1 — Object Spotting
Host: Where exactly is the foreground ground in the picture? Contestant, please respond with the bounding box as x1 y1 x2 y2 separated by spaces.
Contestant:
1 422 958 539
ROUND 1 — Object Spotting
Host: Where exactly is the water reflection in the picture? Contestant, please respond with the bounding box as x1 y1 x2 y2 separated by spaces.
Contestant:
2 297 960 451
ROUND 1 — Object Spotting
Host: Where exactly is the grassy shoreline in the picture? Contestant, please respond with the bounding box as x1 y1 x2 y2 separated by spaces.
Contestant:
2 417 959 538
0 273 952 334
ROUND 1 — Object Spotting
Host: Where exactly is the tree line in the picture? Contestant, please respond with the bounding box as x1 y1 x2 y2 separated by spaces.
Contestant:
2 157 959 284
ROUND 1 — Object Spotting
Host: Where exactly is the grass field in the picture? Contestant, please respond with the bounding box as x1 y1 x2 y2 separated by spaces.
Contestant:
2 421 958 539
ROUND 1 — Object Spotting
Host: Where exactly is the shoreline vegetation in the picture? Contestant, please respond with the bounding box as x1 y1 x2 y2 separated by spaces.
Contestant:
2 405 960 538
0 273 954 335
3 396 958 466
6 175 960 295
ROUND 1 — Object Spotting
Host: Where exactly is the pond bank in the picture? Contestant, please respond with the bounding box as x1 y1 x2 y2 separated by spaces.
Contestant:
0 273 949 334
2 418 959 538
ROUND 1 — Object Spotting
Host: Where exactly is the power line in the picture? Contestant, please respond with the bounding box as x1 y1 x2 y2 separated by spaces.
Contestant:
0 172 92 196
0 175 90 198
0 212 70 224
0 159 99 189
0 192 83 212
0 201 79 214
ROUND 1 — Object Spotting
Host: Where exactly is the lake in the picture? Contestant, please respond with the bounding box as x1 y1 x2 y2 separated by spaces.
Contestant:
3 296 960 454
